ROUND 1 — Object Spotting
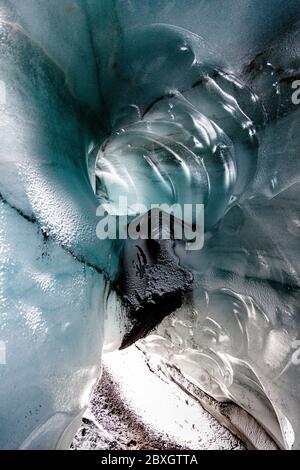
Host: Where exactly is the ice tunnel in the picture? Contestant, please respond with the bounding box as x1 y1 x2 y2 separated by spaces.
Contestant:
1 0 300 451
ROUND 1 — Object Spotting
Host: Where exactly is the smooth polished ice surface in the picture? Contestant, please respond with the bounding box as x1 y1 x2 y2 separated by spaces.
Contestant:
1 0 300 449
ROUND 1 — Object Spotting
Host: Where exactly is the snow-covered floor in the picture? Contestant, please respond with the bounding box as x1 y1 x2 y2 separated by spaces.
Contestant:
72 346 245 450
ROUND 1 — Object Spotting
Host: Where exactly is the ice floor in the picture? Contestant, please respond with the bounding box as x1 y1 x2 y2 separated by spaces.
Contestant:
72 346 276 450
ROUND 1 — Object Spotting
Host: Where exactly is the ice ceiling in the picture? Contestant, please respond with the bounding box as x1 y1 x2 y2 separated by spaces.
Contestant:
0 0 300 450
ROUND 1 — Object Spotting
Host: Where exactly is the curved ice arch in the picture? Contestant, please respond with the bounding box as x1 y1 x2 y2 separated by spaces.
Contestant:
1 0 300 450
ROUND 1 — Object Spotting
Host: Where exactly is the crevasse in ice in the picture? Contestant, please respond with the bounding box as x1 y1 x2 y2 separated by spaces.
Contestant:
0 0 300 450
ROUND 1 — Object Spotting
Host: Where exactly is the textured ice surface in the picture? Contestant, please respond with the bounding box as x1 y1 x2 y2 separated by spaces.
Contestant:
72 348 246 450
1 0 300 449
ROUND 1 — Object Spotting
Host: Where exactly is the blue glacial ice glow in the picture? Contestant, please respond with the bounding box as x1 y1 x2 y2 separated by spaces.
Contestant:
1 0 300 449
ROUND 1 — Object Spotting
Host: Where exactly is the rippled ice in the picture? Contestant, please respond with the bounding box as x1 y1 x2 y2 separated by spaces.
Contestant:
0 0 300 449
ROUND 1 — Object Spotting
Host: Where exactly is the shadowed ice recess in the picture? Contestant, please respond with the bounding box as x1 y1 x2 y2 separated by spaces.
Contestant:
1 0 300 450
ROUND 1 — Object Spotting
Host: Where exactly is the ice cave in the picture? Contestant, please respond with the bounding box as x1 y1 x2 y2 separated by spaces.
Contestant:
0 0 300 452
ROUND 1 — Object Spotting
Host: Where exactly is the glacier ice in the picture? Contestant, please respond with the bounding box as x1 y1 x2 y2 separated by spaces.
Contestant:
0 0 300 449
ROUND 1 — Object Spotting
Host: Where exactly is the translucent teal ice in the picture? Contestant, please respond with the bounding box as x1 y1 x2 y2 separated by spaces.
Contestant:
0 0 300 449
